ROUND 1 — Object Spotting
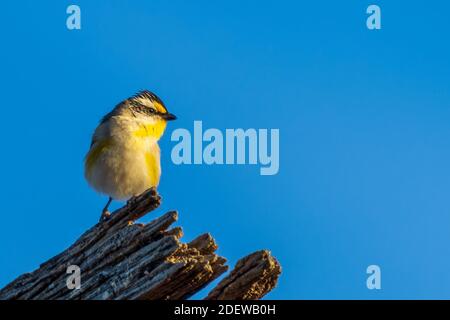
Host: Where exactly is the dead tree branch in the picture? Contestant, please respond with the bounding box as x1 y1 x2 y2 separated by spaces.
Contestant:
0 188 281 300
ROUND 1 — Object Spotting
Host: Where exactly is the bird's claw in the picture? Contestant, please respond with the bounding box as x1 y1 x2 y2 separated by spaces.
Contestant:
99 210 111 222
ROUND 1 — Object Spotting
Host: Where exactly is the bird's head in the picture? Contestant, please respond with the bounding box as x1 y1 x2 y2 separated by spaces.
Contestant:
128 90 177 123
115 90 177 141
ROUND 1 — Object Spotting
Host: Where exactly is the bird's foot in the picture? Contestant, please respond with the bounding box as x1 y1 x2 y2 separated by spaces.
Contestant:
99 210 111 222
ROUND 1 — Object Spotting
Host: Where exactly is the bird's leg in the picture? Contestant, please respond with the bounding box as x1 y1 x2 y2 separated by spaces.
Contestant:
99 197 113 222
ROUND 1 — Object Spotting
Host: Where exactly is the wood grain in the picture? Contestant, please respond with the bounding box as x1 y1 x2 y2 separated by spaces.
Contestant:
0 188 281 300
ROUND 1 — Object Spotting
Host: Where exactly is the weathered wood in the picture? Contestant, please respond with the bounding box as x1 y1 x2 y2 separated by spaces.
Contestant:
0 188 281 300
206 250 281 300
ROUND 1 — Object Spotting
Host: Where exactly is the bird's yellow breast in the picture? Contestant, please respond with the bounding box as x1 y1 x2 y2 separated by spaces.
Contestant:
84 115 167 199
132 120 167 140
144 147 161 187
85 127 162 191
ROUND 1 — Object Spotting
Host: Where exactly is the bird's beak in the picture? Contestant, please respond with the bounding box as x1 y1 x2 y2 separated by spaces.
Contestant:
163 113 177 121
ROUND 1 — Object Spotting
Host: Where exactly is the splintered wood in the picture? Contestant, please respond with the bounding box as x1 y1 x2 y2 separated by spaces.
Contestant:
0 188 281 300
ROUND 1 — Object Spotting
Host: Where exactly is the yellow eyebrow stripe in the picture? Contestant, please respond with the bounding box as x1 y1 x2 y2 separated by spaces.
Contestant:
153 101 167 114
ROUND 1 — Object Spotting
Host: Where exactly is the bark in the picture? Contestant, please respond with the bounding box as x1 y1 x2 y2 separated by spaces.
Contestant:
205 250 282 300
0 188 281 300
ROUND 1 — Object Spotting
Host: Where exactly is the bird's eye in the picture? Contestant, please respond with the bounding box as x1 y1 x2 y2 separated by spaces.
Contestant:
131 103 157 116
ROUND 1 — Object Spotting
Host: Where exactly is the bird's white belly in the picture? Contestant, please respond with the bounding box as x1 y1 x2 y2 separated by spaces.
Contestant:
86 140 160 200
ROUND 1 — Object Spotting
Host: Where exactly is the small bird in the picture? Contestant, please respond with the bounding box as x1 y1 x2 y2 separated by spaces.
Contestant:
84 90 176 221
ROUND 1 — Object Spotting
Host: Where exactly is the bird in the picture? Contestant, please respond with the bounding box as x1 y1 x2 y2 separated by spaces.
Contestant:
84 90 176 221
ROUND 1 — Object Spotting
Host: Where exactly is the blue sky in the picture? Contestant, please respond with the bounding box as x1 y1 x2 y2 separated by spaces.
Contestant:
1 0 450 299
